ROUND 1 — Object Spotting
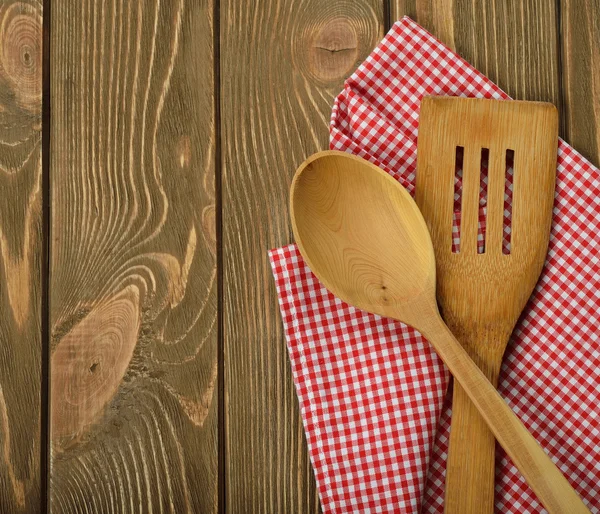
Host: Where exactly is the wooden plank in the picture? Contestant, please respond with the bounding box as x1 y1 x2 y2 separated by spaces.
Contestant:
221 1 384 511
391 0 561 107
50 0 217 511
561 0 600 166
0 0 43 511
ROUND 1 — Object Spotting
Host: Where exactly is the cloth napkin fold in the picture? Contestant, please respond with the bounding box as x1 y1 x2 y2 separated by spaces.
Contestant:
269 17 600 513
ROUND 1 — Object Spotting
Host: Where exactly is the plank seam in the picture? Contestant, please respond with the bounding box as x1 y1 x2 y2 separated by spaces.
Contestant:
556 0 567 140
384 0 392 33
41 0 52 510
215 0 225 512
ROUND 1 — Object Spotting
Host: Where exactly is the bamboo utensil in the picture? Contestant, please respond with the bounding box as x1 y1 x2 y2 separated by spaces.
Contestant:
415 96 559 514
289 150 589 514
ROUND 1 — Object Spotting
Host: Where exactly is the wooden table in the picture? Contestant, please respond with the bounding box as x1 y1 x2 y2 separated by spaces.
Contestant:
0 0 597 512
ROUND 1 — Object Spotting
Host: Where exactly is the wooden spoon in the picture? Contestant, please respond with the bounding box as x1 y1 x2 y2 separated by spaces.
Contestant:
415 96 558 514
289 150 589 514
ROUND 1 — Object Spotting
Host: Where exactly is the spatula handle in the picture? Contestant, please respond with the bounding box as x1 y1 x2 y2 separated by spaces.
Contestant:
445 381 496 513
422 313 590 514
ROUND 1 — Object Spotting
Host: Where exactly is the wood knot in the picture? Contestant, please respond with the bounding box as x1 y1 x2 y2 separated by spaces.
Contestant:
51 286 141 448
294 17 360 84
311 19 358 81
0 3 42 111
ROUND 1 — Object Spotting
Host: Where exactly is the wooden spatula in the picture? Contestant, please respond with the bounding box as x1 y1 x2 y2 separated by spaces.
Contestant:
415 97 558 514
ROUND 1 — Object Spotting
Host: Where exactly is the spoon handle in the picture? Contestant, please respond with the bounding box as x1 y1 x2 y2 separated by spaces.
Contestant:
421 313 590 514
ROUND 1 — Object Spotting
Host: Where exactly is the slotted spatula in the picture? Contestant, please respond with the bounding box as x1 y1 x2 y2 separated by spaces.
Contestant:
415 96 558 513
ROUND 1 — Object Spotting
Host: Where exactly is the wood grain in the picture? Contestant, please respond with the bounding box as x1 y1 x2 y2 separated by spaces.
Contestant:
392 0 561 107
561 0 600 166
50 0 217 511
0 0 594 509
0 0 43 511
221 1 383 511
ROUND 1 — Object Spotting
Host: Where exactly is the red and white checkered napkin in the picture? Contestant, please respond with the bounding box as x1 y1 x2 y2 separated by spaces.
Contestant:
269 16 600 513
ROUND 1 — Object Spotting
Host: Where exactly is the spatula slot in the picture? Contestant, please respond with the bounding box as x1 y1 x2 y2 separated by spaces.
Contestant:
478 148 489 254
452 146 464 253
504 149 514 254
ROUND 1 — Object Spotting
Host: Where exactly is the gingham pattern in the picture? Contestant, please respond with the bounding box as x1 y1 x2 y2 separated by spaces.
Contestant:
269 17 600 513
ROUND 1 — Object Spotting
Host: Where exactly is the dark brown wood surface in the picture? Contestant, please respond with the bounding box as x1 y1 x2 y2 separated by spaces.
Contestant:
0 0 598 511
50 0 217 511
561 0 600 166
220 2 384 511
0 0 43 512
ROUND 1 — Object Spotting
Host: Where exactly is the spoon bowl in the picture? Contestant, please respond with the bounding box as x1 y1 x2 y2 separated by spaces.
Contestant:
291 151 436 328
290 150 589 514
